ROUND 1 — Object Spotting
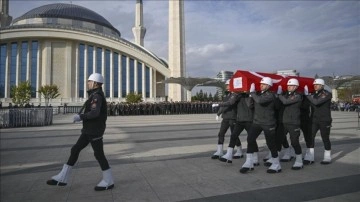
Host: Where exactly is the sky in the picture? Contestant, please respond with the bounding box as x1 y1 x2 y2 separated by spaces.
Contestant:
9 0 360 81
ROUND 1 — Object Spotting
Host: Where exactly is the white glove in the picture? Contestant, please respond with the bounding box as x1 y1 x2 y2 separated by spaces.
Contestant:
249 83 255 93
277 85 282 95
216 115 219 121
304 85 309 95
73 114 81 123
212 103 219 108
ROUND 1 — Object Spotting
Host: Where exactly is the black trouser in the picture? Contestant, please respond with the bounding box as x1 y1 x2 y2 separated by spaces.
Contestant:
228 121 252 148
247 123 278 158
283 124 302 155
311 121 332 150
67 133 110 171
275 123 289 151
217 119 237 145
301 119 312 148
276 123 298 152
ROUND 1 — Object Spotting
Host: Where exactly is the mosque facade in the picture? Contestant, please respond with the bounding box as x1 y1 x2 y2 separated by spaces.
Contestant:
0 1 172 105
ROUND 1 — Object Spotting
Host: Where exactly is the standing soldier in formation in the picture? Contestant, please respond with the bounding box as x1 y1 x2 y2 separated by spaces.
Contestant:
240 77 281 174
277 78 303 170
211 80 241 160
46 73 114 191
304 78 333 165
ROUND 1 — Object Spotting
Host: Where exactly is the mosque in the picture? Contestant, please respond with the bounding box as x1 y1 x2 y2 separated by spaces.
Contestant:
0 0 186 105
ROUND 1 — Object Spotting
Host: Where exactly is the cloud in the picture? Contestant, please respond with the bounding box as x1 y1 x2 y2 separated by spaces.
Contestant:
8 0 360 80
187 43 237 57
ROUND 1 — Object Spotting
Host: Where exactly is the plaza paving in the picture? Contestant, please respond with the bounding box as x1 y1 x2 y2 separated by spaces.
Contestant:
0 111 359 202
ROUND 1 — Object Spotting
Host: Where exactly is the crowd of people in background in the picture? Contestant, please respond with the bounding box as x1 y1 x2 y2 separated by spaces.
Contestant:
106 101 216 116
331 101 359 112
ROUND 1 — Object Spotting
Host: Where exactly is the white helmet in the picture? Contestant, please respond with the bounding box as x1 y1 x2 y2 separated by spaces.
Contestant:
313 78 325 85
88 73 104 83
287 78 299 86
260 77 273 86
225 79 230 85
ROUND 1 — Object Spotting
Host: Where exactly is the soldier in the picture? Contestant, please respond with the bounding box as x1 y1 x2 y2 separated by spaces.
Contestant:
46 73 114 191
240 77 281 174
219 92 258 165
304 78 332 165
211 80 241 160
277 78 303 170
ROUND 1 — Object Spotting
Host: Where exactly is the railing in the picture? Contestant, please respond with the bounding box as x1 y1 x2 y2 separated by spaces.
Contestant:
0 108 53 128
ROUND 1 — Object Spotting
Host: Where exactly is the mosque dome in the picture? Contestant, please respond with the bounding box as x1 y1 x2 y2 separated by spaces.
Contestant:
12 3 120 37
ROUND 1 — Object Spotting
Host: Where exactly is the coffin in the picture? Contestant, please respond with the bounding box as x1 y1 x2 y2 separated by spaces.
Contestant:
229 70 316 93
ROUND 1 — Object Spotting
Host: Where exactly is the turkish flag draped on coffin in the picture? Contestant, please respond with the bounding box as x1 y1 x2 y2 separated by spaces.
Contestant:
229 70 316 93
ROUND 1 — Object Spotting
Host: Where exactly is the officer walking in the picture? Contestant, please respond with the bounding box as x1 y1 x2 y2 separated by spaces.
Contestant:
277 78 303 170
304 78 332 165
240 77 281 174
46 73 114 191
211 80 241 160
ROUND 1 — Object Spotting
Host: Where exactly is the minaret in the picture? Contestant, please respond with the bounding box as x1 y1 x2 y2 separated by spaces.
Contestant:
168 0 186 101
0 0 12 27
132 0 146 46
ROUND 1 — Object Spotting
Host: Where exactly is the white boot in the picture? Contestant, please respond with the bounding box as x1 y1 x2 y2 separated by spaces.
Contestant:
267 157 282 173
211 144 223 159
303 148 314 165
94 168 115 191
47 164 72 186
321 150 331 165
280 147 293 162
263 151 271 162
264 157 274 167
219 147 233 163
290 147 296 158
292 155 304 170
240 153 254 173
233 145 243 159
253 152 260 166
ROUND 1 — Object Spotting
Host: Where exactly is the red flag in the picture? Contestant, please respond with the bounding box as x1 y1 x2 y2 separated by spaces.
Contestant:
229 70 315 93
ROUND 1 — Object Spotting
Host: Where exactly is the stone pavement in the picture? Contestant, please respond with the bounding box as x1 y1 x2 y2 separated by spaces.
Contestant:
0 111 359 202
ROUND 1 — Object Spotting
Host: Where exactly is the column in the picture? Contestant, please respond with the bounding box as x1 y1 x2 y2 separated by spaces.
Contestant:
26 40 30 81
152 68 156 99
36 40 40 99
149 67 153 98
110 50 113 98
142 62 145 99
83 44 88 99
4 43 10 98
75 43 79 99
65 41 72 98
118 53 122 98
134 59 138 94
126 56 130 95
15 41 20 85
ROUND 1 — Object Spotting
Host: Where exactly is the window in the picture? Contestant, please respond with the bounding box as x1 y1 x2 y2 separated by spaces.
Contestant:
87 45 94 75
96 47 102 73
129 58 134 93
0 44 6 98
113 52 119 97
137 62 142 95
121 55 127 97
10 43 17 88
78 44 85 98
20 42 28 82
30 41 38 97
105 49 110 97
145 66 150 98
